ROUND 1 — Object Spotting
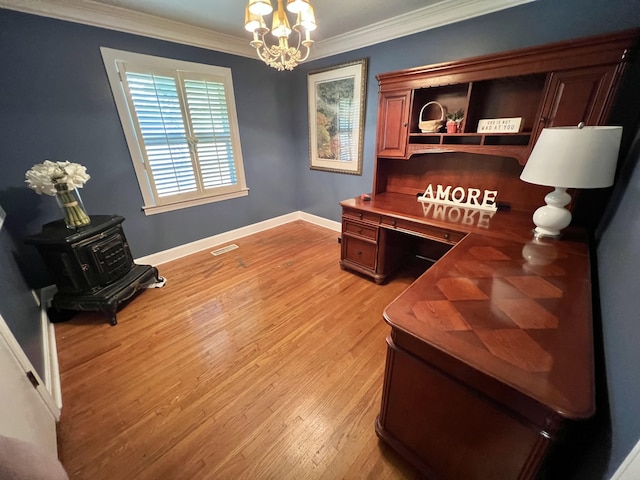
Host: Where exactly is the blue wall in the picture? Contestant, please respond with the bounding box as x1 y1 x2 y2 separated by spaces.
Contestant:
0 8 300 287
2 1 640 477
597 127 640 476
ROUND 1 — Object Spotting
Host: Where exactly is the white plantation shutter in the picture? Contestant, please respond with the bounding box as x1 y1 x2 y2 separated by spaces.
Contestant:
101 48 247 214
182 77 238 191
124 72 196 198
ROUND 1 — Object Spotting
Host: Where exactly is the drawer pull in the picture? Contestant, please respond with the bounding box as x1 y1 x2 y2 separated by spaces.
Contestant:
356 250 362 255
444 233 450 239
392 220 397 227
357 228 363 234
358 213 363 219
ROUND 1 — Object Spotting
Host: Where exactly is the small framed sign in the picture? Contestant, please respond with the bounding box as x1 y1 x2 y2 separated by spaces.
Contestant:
477 117 523 133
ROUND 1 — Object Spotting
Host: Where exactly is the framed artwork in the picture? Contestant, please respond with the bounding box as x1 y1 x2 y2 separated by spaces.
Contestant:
307 59 367 175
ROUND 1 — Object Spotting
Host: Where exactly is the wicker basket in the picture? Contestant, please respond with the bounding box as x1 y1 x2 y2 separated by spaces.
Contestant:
418 101 445 133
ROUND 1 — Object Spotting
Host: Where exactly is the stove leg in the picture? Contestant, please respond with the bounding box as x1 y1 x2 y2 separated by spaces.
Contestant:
106 308 118 326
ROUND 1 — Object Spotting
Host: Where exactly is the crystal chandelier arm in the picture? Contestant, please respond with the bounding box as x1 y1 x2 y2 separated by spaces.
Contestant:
296 35 311 63
253 32 273 63
297 46 311 63
294 28 312 63
291 10 313 62
289 25 303 54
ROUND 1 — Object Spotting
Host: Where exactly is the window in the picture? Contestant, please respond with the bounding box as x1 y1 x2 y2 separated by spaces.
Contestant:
101 48 248 214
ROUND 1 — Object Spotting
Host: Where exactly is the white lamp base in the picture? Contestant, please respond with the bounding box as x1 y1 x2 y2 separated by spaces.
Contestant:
531 187 572 238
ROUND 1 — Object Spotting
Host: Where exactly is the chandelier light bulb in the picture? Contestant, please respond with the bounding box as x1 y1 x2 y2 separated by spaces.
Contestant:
271 1 292 38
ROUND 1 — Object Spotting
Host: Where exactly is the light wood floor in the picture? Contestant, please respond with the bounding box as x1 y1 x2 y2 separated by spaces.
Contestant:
55 220 424 479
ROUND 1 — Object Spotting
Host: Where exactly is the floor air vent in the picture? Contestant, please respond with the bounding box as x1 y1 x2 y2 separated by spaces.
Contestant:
211 244 239 256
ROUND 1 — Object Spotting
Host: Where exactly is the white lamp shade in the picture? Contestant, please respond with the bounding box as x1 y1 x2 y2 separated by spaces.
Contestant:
520 125 623 188
244 7 267 32
248 0 273 15
300 5 316 31
287 0 311 13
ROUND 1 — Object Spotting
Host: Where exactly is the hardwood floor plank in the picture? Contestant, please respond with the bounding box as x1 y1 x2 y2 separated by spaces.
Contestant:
55 221 423 479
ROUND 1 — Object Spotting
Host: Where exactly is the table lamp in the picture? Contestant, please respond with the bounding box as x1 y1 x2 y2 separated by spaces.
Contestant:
520 123 622 238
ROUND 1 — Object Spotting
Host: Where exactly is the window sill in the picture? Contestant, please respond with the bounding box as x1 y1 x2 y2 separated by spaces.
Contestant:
142 188 249 215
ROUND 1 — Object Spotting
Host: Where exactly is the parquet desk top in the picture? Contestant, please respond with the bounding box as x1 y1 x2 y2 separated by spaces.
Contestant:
343 192 594 420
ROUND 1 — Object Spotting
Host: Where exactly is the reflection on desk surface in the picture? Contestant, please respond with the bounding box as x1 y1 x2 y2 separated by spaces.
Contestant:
420 202 496 229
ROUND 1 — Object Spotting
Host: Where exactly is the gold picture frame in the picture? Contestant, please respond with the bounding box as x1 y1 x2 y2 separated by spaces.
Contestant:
307 59 367 175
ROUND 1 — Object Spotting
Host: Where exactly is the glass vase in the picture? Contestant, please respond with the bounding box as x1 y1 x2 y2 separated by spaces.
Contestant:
54 184 91 229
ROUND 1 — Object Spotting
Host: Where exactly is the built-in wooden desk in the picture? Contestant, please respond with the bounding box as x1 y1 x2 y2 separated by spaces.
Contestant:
338 30 640 477
340 192 594 479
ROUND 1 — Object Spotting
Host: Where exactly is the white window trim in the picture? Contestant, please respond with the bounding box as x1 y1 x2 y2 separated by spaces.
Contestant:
100 47 248 215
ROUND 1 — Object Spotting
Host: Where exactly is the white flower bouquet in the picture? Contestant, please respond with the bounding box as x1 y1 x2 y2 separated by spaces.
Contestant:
25 160 91 228
25 160 90 195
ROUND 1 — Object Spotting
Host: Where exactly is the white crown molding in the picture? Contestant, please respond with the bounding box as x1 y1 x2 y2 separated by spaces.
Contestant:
311 0 537 60
0 0 256 58
0 0 535 60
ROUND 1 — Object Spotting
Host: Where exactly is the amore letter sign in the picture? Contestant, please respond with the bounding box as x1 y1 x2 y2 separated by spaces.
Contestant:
418 184 498 212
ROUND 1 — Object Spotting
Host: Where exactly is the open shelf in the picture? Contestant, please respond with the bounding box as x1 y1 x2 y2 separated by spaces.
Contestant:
402 74 545 161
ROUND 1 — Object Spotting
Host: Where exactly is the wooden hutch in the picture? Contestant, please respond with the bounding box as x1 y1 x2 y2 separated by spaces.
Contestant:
339 30 639 479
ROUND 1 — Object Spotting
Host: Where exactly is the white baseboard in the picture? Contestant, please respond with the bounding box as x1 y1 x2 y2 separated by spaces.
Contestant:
39 286 62 414
135 210 341 266
300 211 342 232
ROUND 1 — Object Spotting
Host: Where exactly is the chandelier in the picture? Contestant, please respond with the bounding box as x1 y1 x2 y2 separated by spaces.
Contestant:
244 0 317 71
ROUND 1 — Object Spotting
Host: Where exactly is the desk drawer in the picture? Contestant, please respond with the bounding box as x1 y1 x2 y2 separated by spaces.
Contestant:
343 220 378 240
381 216 464 244
343 236 377 269
343 208 381 225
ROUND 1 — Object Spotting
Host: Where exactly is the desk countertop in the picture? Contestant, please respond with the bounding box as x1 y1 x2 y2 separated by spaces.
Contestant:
342 192 594 420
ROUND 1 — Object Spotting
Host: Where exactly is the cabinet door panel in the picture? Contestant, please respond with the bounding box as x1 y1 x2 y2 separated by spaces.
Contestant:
377 91 410 158
379 341 549 479
535 65 618 143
